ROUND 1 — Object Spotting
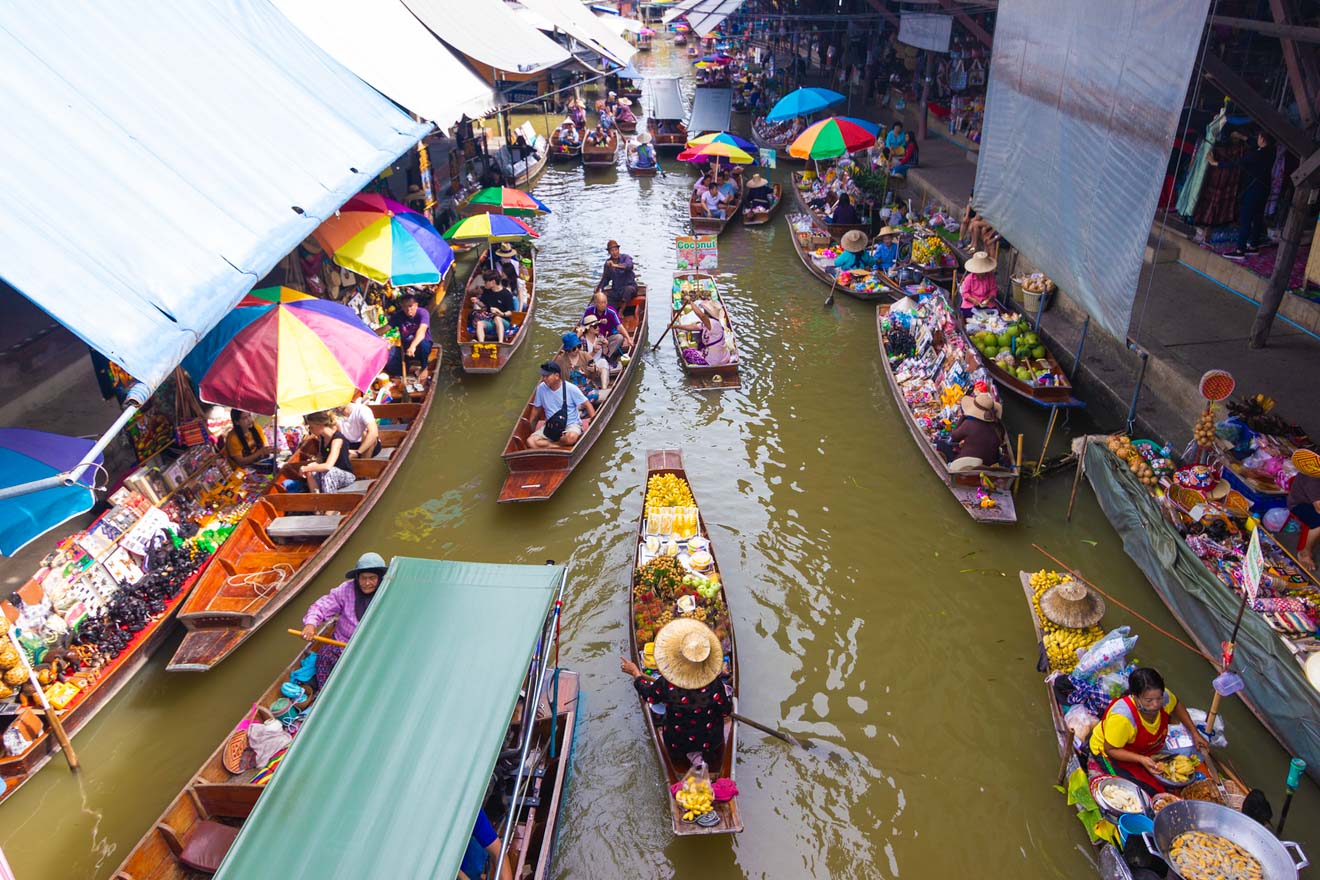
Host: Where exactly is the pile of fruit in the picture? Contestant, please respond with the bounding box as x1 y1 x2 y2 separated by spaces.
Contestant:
1029 570 1105 673
675 776 715 820
1106 435 1160 489
683 572 720 600
1157 754 1200 783
969 319 1051 379
910 235 948 266
1192 404 1218 449
636 557 686 600
1019 274 1052 294
645 473 694 515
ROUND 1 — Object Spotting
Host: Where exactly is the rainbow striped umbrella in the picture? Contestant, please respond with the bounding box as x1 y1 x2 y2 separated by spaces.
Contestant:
182 288 389 416
676 140 757 165
442 213 540 243
686 131 756 153
788 116 881 159
463 186 551 217
314 194 453 286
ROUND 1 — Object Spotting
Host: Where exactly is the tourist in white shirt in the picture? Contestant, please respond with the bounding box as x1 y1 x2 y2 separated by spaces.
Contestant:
334 400 380 459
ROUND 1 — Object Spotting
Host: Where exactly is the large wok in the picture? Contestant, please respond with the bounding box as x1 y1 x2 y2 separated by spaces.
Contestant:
1143 799 1308 880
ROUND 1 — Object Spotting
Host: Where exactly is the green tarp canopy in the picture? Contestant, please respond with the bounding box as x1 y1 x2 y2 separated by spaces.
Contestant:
1084 441 1320 782
215 558 564 879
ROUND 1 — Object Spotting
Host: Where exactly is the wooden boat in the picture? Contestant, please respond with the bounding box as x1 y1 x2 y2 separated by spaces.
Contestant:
498 294 648 502
956 314 1080 405
785 213 899 302
689 186 743 236
582 129 619 168
616 115 638 135
648 118 688 152
1017 575 1135 880
457 246 537 374
687 43 699 58
790 170 868 240
875 303 1018 522
669 272 741 390
673 32 687 45
648 78 688 152
740 183 782 226
0 563 207 803
626 144 659 177
750 117 795 161
549 125 582 163
637 31 652 51
115 621 581 879
166 359 439 671
510 136 550 190
628 449 742 835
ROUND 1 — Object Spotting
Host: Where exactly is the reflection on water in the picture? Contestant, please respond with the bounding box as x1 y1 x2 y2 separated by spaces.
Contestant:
3 39 1316 880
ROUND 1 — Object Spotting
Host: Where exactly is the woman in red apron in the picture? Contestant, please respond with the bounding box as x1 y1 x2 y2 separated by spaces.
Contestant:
1088 668 1209 794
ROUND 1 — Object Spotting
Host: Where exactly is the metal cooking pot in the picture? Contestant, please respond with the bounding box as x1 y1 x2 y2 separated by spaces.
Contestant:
894 265 922 286
1142 799 1308 880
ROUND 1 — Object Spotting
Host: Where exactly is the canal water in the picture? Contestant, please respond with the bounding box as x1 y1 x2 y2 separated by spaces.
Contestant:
5 40 1316 880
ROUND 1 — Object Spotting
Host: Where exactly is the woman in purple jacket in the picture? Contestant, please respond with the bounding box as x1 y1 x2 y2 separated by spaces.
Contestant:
299 552 389 688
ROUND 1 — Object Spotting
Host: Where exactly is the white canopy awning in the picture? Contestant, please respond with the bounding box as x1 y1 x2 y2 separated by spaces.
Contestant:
517 0 637 64
687 0 743 36
606 16 643 34
0 0 430 391
403 0 571 75
272 0 496 131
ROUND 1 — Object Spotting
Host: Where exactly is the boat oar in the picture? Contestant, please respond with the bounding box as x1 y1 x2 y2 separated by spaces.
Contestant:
732 712 813 749
286 628 347 649
650 306 688 352
824 272 839 307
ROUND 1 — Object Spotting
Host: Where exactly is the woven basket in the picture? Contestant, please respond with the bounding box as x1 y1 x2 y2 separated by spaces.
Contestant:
1182 777 1246 809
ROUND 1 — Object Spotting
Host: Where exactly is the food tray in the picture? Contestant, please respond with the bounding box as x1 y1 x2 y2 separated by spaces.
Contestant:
1090 775 1149 816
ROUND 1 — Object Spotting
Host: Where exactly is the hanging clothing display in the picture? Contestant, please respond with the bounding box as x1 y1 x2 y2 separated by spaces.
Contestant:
1193 138 1248 227
1176 108 1225 219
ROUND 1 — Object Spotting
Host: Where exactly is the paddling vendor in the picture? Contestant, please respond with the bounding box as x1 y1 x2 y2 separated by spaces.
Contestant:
224 410 273 467
594 240 638 311
1089 667 1209 795
745 173 772 209
959 251 1000 316
619 619 732 770
633 132 657 168
617 97 637 125
834 230 875 272
940 392 1004 470
872 226 902 274
386 293 433 383
678 299 735 367
300 552 390 689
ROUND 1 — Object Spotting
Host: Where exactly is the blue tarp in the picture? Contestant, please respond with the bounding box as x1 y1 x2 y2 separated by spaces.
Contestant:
0 0 431 391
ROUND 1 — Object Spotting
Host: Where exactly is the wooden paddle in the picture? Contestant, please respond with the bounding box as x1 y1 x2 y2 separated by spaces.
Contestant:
824 272 840 307
286 628 347 649
732 712 813 750
650 305 689 352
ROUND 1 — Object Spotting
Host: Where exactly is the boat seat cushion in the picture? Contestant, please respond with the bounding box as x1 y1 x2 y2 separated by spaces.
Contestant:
342 479 376 494
179 820 239 873
266 513 342 542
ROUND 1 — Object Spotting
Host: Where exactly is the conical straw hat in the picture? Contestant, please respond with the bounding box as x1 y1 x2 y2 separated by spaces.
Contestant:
653 619 723 690
1040 579 1105 629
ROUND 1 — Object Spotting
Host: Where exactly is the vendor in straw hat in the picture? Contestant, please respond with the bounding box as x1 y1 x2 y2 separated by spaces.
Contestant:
620 619 732 768
632 131 656 168
834 229 875 272
745 172 772 209
301 552 390 689
616 96 637 125
1288 448 1320 569
872 226 902 273
959 250 999 316
1089 666 1210 795
941 391 1004 470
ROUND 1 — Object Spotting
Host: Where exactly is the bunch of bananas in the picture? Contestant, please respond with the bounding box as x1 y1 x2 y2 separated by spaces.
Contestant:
1029 570 1066 632
1043 626 1104 673
1192 404 1217 448
1158 754 1199 782
910 235 947 266
646 474 694 514
676 777 714 820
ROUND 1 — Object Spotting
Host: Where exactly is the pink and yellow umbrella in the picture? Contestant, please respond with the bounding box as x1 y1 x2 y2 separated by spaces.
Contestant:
182 287 389 416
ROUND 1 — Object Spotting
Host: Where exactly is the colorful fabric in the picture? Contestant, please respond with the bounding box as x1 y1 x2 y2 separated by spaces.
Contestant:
313 193 454 286
442 213 539 243
251 747 289 785
789 116 880 160
463 187 550 217
634 673 732 766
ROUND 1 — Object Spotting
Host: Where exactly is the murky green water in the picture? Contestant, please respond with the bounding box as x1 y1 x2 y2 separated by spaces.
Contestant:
4 41 1316 880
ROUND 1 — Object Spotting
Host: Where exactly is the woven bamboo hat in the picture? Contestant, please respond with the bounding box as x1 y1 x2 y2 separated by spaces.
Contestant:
636 131 652 145
653 619 723 690
840 229 869 253
747 174 767 188
876 226 901 239
965 250 996 273
1293 448 1320 478
1040 579 1106 629
961 392 1002 422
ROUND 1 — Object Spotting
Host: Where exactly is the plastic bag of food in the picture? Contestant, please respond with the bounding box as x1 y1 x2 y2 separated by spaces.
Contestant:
1063 704 1099 746
1072 627 1137 680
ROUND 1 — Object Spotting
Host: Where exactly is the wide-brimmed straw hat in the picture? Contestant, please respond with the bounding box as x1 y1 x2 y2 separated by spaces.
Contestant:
961 392 1002 422
636 131 652 145
1040 579 1106 629
619 97 633 106
346 552 388 578
495 243 518 258
653 619 724 690
840 229 869 253
1293 448 1320 478
747 174 767 188
965 250 997 274
876 225 901 239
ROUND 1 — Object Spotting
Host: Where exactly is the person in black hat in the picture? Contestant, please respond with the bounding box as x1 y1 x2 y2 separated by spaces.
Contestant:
527 361 595 449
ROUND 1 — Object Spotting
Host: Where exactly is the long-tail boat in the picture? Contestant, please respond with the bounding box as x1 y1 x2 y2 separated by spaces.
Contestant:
498 294 647 502
628 450 742 835
165 356 439 671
